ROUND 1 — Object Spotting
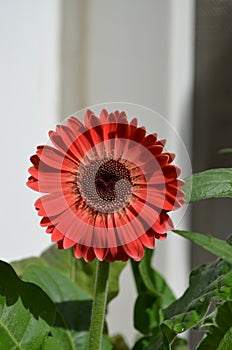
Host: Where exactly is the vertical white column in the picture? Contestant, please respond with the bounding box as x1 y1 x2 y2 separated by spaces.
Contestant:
59 0 87 119
154 0 195 297
0 0 61 261
85 0 171 116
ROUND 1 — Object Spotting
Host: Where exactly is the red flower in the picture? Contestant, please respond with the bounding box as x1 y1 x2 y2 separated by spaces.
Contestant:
27 109 185 262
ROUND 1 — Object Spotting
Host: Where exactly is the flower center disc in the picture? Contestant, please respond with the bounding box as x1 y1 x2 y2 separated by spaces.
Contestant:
78 159 132 213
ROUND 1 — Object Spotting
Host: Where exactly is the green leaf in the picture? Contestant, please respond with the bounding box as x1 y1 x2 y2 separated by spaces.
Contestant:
171 337 189 350
108 260 127 302
62 331 112 350
139 249 175 305
10 246 125 349
183 168 232 202
41 245 126 302
11 257 46 276
22 264 90 302
134 293 161 334
110 334 130 350
41 337 63 350
162 259 232 336
130 259 147 294
196 301 232 350
102 334 114 350
132 334 169 350
0 260 55 350
12 245 125 348
22 264 92 349
131 249 175 304
132 249 175 337
218 148 232 155
41 246 93 291
172 345 189 350
132 249 176 348
72 331 89 350
133 334 190 350
13 245 126 303
173 230 232 265
41 331 113 350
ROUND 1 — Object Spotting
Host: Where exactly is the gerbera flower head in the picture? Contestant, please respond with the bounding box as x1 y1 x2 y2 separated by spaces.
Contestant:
27 109 185 262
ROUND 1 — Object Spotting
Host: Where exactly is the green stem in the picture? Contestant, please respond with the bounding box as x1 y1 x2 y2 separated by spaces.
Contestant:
88 260 110 350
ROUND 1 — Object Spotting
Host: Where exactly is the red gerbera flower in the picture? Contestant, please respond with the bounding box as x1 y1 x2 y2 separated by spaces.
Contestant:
27 109 185 262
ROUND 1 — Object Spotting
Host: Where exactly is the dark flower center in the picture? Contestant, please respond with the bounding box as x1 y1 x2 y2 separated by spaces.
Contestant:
78 158 132 213
95 159 131 202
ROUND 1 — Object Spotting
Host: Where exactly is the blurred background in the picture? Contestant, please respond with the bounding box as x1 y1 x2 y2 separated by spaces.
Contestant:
0 0 231 348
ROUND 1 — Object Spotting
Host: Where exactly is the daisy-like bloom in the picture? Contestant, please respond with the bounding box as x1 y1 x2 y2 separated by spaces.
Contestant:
27 109 185 262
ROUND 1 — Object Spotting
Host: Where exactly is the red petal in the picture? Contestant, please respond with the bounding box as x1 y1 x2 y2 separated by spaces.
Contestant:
142 134 157 148
63 236 76 248
83 247 96 262
114 246 130 261
117 120 129 139
152 212 173 234
94 247 109 261
35 192 77 217
123 240 144 261
131 126 146 143
118 111 128 124
84 113 104 146
67 117 86 135
74 244 85 259
163 165 181 178
148 145 163 155
51 228 64 242
139 234 155 248
26 177 39 191
130 118 138 127
37 146 77 171
40 216 53 227
46 225 54 233
99 109 109 124
49 132 79 162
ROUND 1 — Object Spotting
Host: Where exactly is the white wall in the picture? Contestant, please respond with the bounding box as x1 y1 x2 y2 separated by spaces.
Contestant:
0 0 61 261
